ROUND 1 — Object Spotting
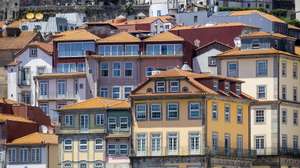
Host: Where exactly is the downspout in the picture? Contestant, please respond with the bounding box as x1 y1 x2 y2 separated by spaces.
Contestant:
204 96 209 168
277 55 281 159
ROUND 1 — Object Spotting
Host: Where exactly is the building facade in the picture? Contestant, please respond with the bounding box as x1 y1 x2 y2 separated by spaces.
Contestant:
56 97 130 168
217 31 300 167
130 67 254 167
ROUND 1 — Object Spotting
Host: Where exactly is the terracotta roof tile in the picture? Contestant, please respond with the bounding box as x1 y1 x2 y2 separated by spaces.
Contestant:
288 24 300 30
0 98 19 104
53 29 100 42
218 48 296 57
171 22 258 31
241 31 296 40
60 97 130 110
0 31 37 50
144 32 184 42
0 113 35 123
28 41 53 54
8 132 58 145
230 10 285 23
97 32 141 43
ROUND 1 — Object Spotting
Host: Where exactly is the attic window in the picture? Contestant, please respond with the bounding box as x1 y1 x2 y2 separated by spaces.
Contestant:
182 86 189 92
251 40 260 49
146 88 153 93
29 48 37 57
224 81 230 93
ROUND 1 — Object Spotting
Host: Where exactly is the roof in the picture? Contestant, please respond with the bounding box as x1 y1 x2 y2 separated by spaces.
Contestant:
28 41 53 54
288 24 300 30
158 15 174 23
144 31 184 42
0 113 36 123
241 31 296 40
218 48 296 57
97 32 141 43
0 98 19 104
8 132 58 145
171 22 258 31
35 72 86 79
53 28 100 42
60 97 130 111
107 16 160 26
0 31 37 50
229 10 286 24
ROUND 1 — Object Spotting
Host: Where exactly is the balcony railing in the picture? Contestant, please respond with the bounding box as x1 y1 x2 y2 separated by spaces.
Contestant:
108 127 130 134
38 93 79 100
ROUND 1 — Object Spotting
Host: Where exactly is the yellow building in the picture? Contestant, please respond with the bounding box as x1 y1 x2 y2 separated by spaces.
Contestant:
130 67 254 168
56 97 130 168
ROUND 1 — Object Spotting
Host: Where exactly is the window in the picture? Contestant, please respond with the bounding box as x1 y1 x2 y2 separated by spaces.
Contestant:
37 66 46 75
112 86 121 99
293 87 298 102
120 144 128 155
146 44 182 56
124 86 133 99
125 45 139 56
95 138 104 150
189 103 202 119
282 62 287 77
236 83 241 95
137 134 146 154
294 111 298 125
100 63 108 77
224 81 230 93
282 85 287 100
80 162 87 168
212 103 218 120
293 135 298 150
151 104 161 120
213 80 218 91
125 62 133 77
64 139 72 151
77 63 86 72
256 110 265 123
64 115 73 126
57 63 76 73
20 148 29 162
80 114 89 129
8 148 16 162
252 40 260 49
282 134 288 150
74 79 79 95
208 57 217 66
212 133 218 153
256 60 268 76
169 80 179 92
151 134 161 153
257 85 266 99
58 42 95 57
237 106 243 123
112 63 121 77
237 135 243 155
29 48 37 57
21 91 31 105
108 117 117 130
167 103 179 119
282 110 287 124
63 162 72 168
227 62 238 77
19 67 30 86
224 134 231 155
136 104 147 120
94 161 104 168
120 117 129 129
193 15 198 23
156 81 165 93
57 80 66 96
39 103 49 115
255 136 265 149
293 63 298 79
189 133 200 154
168 133 178 154
145 67 153 77
100 87 108 98
224 104 231 121
108 144 117 155
79 139 88 151
95 114 104 126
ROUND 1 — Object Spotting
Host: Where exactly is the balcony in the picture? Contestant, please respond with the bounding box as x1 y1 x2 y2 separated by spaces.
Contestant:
55 127 106 135
38 93 79 101
107 127 131 139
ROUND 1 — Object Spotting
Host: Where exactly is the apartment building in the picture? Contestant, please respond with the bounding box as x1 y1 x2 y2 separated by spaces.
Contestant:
56 97 130 168
217 31 300 167
130 67 254 167
216 0 273 10
6 41 53 106
87 31 184 99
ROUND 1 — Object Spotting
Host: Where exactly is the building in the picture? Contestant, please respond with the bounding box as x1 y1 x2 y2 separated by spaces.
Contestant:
56 97 130 168
273 0 295 10
217 31 300 167
130 67 254 167
87 31 185 99
0 0 20 20
6 132 58 168
6 41 53 106
215 0 273 11
296 0 300 21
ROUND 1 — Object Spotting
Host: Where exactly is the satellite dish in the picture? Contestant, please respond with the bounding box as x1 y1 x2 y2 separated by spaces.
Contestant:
35 13 44 20
26 13 34 20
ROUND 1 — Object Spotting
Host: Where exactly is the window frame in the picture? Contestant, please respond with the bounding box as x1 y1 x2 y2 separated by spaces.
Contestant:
64 139 73 151
189 102 202 119
169 80 180 93
79 139 88 151
95 114 104 126
95 138 104 151
100 62 109 77
150 104 162 120
155 80 166 93
135 104 147 120
112 62 121 77
255 109 265 124
256 60 268 77
112 86 121 99
227 61 238 77
167 103 179 120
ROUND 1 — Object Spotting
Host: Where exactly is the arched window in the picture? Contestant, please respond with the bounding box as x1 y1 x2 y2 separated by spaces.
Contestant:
63 161 72 168
94 161 104 168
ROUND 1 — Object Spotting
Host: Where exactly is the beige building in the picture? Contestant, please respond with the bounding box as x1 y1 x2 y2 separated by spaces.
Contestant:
218 31 300 167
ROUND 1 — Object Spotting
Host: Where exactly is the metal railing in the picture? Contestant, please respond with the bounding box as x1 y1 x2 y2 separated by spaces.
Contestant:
38 93 79 100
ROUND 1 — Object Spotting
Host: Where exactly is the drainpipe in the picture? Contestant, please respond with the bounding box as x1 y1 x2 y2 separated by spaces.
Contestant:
277 55 281 164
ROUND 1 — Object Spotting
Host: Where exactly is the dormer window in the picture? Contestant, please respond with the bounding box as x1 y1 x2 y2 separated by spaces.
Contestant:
224 81 230 93
236 83 241 95
169 80 179 93
29 48 37 57
156 81 165 93
213 80 219 91
251 40 260 49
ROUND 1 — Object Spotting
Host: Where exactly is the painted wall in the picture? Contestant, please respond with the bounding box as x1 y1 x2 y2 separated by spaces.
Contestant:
193 48 221 74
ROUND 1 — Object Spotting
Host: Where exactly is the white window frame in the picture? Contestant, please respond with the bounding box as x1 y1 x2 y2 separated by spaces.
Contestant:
100 63 109 77
169 80 180 93
224 104 231 121
108 117 117 130
108 144 117 155
119 144 128 155
137 133 146 155
255 109 265 123
19 148 29 162
95 114 104 126
39 80 48 96
120 117 129 130
79 139 88 151
136 104 147 120
257 85 267 99
293 110 298 125
95 138 104 151
7 148 16 163
145 67 153 77
212 103 218 120
99 87 108 98
31 148 41 162
237 105 243 123
189 133 200 154
112 62 121 77
189 103 201 119
64 115 73 126
151 134 161 155
64 139 73 151
151 104 161 120
124 62 133 77
124 86 133 99
80 114 89 130
168 133 178 155
155 81 166 93
112 86 121 99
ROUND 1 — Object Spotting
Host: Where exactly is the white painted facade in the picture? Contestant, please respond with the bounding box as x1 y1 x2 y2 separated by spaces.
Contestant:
6 47 52 106
149 4 168 16
193 48 221 75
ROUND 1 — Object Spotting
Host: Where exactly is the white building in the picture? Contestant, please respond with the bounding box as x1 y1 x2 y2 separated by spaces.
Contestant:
6 41 53 107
